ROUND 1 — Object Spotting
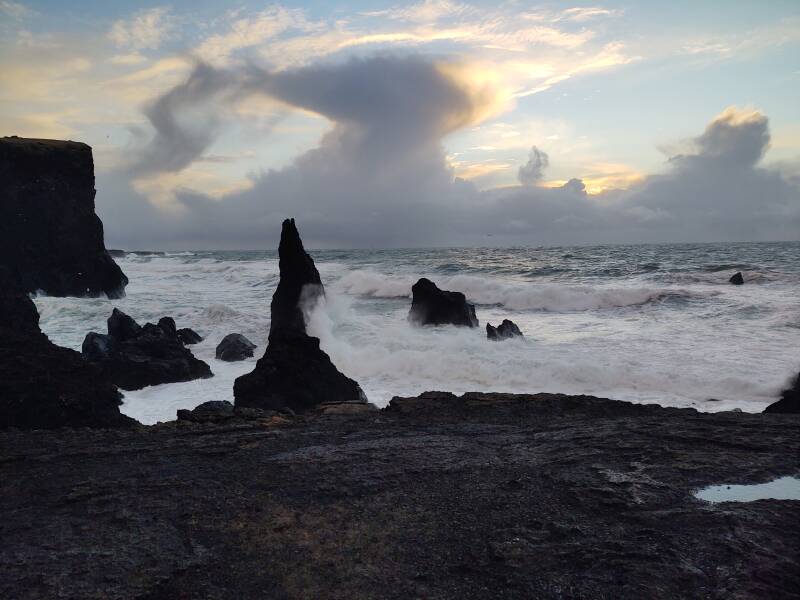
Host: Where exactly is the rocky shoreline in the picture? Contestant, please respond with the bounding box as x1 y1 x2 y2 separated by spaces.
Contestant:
1 392 799 599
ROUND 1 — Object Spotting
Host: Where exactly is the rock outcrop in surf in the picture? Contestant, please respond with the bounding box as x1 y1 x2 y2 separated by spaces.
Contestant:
486 319 523 341
764 372 800 414
0 268 133 429
234 219 366 413
82 309 213 390
408 278 478 327
216 333 256 361
0 136 128 298
729 272 744 285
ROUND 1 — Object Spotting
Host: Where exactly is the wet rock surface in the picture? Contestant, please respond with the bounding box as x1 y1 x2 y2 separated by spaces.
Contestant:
234 219 366 413
216 333 256 361
0 136 127 298
0 268 133 430
177 327 203 345
1 392 798 599
486 319 523 341
408 277 478 327
764 372 800 414
82 309 213 390
730 271 745 285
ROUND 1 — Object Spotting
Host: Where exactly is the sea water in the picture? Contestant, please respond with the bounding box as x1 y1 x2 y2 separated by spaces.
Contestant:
33 242 800 424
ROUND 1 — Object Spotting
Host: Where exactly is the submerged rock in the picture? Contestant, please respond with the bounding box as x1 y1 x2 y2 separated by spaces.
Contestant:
729 271 744 285
234 219 366 413
0 268 133 429
0 136 128 298
82 309 213 390
486 319 523 341
764 372 800 414
408 278 478 327
177 328 203 345
216 333 256 361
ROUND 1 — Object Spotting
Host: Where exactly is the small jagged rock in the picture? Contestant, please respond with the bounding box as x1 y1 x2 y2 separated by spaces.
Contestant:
486 319 523 341
0 136 128 298
216 333 256 362
82 309 213 391
177 328 203 345
177 401 235 423
729 272 744 285
408 278 478 327
764 372 800 414
0 267 134 429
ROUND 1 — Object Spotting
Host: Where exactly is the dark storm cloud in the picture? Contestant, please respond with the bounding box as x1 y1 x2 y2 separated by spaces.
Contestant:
98 54 800 249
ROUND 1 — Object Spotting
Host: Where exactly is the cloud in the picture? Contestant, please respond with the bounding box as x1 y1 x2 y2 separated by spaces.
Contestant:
518 146 549 184
108 7 173 51
99 90 799 249
0 0 32 19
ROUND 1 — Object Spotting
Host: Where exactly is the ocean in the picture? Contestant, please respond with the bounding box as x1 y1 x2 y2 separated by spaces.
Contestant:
33 242 800 425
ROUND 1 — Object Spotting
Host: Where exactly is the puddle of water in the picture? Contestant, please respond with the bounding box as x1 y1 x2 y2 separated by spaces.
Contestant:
695 476 800 503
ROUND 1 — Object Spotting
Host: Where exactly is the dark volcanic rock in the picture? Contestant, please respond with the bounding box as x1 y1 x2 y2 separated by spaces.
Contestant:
486 319 523 341
235 333 366 413
177 401 235 423
0 268 133 429
269 218 323 339
215 333 256 361
82 309 213 390
234 219 366 413
177 328 203 345
1 392 798 599
764 372 800 414
730 271 745 285
0 136 128 298
408 277 478 327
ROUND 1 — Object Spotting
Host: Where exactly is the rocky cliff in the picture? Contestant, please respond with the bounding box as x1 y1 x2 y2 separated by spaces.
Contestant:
0 136 127 298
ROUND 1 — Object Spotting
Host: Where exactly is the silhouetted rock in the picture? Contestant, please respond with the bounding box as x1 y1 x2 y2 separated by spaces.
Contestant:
269 218 324 339
729 271 744 285
764 373 800 414
235 333 366 413
234 219 366 413
486 319 523 341
0 136 128 298
82 309 212 391
177 328 203 345
177 401 235 423
408 278 478 327
216 333 256 361
0 267 133 429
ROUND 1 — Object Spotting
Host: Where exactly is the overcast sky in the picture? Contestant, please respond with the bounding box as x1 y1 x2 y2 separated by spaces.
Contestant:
2 0 799 248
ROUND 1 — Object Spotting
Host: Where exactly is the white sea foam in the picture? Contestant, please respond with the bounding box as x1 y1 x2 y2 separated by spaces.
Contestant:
32 244 800 424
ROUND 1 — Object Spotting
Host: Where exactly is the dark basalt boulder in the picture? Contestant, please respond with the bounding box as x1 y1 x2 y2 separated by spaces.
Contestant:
764 373 800 414
729 272 744 285
82 309 213 391
486 319 523 341
408 277 478 327
177 328 203 345
0 268 134 429
177 401 235 423
0 136 128 298
216 333 256 362
234 219 367 413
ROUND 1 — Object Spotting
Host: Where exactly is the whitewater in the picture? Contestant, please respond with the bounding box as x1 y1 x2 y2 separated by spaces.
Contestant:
33 242 800 424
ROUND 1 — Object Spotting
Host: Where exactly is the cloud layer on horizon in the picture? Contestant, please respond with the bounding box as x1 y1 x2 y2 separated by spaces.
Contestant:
96 54 800 249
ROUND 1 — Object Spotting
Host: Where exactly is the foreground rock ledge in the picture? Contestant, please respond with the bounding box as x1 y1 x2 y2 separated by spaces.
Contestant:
1 392 798 599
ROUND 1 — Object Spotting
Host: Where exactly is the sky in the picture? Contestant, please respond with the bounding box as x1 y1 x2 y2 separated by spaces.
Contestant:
1 0 799 248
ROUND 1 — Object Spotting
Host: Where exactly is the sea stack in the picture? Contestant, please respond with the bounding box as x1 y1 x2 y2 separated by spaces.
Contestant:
82 309 213 390
0 136 128 298
408 278 478 327
234 219 366 413
0 267 134 429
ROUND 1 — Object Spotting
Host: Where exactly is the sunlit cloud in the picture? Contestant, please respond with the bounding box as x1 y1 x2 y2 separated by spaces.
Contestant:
108 7 174 51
